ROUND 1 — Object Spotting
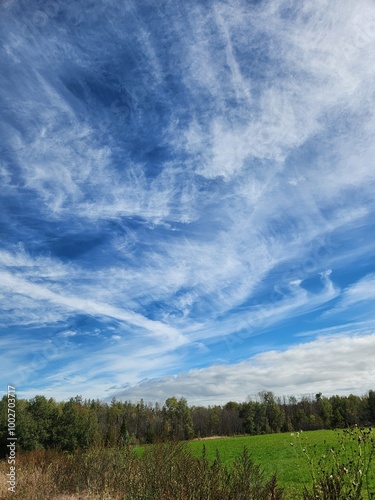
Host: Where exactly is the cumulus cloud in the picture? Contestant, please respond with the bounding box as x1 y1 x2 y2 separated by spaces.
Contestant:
111 333 375 405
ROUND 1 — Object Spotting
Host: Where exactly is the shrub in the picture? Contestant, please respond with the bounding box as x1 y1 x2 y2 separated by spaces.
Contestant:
295 427 375 499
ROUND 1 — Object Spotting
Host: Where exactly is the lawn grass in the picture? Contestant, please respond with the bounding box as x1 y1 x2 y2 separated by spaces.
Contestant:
188 429 375 498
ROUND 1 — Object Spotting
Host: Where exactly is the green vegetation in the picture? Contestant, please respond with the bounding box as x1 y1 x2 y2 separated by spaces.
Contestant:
1 427 374 498
1 390 375 498
188 428 375 498
189 430 339 481
300 426 375 499
0 442 282 499
1 390 375 455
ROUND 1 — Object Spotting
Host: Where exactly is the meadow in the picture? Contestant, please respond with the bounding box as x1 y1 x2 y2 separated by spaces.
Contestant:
133 427 375 498
188 429 375 497
0 427 374 499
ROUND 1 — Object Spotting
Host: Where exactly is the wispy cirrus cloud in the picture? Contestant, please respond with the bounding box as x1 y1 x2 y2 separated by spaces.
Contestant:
325 274 375 317
0 268 186 348
1 0 375 402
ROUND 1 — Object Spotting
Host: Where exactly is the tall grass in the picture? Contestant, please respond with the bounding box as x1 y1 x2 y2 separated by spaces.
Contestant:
0 443 283 499
298 427 375 499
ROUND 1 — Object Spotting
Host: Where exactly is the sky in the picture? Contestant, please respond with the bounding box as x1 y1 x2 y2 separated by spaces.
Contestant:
1 0 375 406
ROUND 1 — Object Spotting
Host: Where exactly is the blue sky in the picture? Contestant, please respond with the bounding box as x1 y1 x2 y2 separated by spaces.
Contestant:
1 0 375 405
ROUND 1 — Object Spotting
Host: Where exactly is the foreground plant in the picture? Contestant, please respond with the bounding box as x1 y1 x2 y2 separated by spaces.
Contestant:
0 442 283 499
293 427 375 499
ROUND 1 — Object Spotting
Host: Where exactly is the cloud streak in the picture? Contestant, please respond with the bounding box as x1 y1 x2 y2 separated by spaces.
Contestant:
0 0 375 402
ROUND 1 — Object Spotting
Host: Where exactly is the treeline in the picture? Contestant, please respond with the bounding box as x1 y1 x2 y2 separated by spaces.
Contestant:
1 390 374 455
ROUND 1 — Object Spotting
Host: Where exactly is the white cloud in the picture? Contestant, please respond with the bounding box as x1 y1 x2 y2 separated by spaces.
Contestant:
328 274 375 315
290 279 302 286
16 343 184 402
342 274 375 304
178 0 375 219
111 332 375 405
0 270 187 348
1 0 375 403
60 330 77 338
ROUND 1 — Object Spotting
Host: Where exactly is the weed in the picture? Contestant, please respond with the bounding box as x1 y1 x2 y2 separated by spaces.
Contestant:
293 427 375 499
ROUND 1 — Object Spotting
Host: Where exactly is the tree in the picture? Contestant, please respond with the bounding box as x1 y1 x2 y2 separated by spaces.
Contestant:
330 395 346 428
163 397 194 441
28 395 58 448
55 397 99 452
346 394 362 426
239 402 256 434
259 391 285 433
367 390 375 424
222 402 242 435
191 406 210 438
15 398 41 451
317 396 333 428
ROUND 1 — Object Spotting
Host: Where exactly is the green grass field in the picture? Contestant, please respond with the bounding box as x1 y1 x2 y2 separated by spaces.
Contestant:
187 430 375 498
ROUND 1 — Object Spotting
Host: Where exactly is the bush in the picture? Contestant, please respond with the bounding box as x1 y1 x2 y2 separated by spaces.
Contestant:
296 427 375 499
